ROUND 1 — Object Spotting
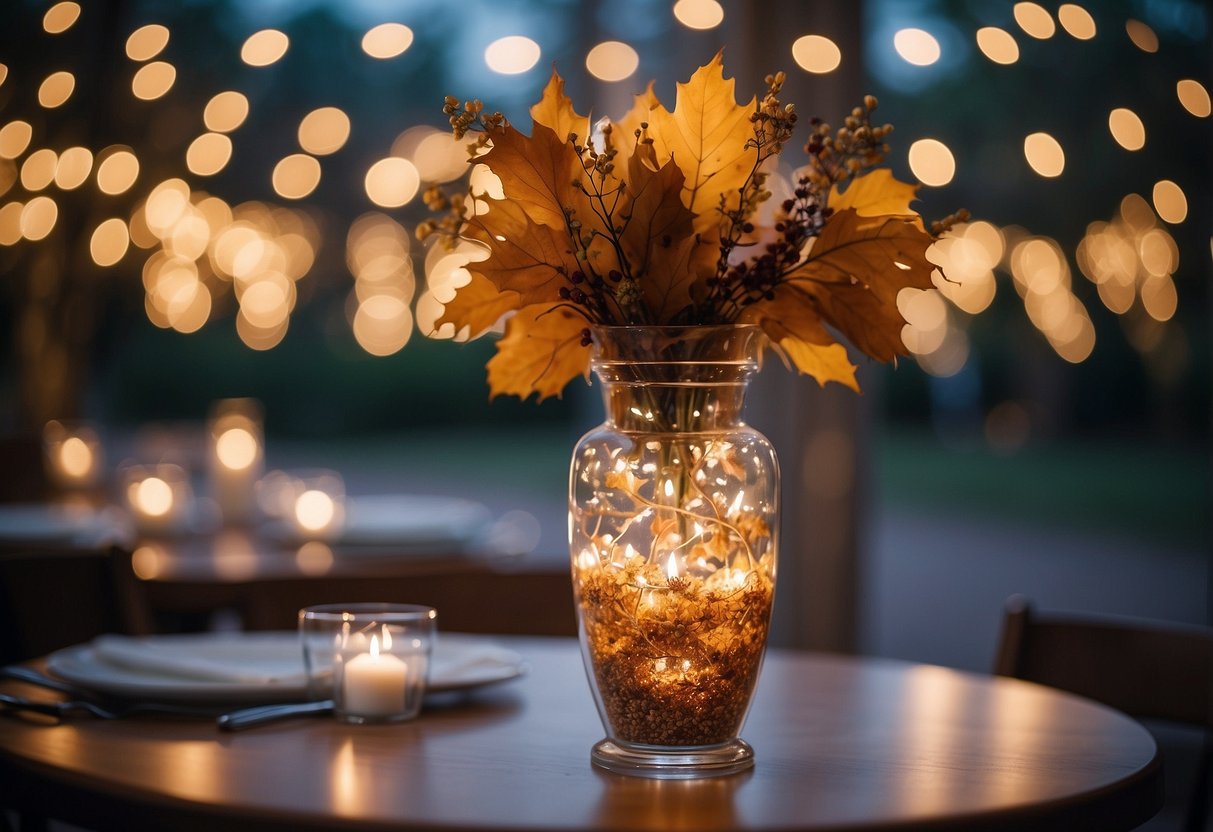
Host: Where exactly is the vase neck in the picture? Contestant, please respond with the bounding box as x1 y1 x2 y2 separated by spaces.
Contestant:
590 326 764 433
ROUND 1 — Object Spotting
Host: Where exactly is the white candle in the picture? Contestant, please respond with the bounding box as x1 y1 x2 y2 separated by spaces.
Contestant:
342 634 407 718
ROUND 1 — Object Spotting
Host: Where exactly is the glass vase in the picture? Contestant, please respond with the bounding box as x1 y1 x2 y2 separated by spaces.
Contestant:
569 324 779 778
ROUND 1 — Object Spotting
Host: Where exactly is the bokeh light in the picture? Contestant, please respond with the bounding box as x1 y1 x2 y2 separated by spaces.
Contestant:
298 107 351 156
21 149 58 191
90 218 130 267
975 27 1019 64
241 29 289 67
96 148 139 195
186 133 233 177
42 2 81 34
0 121 33 160
484 36 541 75
907 139 955 187
791 35 841 74
1023 132 1064 177
893 29 941 66
54 146 93 190
131 61 176 100
20 196 58 241
362 23 413 59
126 24 170 61
1125 20 1159 53
272 154 321 200
204 91 249 133
586 41 640 82
1057 4 1096 39
0 202 22 246
1151 180 1187 224
673 0 724 30
365 157 420 207
1176 80 1211 118
1013 3 1056 39
38 71 75 108
1107 108 1145 151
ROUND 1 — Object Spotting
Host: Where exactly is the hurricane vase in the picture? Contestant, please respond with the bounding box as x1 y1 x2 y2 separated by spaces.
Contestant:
569 325 779 778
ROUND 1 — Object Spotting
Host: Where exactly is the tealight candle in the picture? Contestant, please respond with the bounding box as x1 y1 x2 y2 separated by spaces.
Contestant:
299 603 436 724
286 470 345 540
120 463 192 536
342 633 408 718
208 399 264 525
43 420 103 490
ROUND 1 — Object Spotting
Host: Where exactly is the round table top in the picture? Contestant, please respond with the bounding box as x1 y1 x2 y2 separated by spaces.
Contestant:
0 636 1161 831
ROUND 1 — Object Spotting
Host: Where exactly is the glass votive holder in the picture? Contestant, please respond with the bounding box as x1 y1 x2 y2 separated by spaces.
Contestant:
299 603 436 725
119 462 193 537
43 420 104 491
208 398 264 526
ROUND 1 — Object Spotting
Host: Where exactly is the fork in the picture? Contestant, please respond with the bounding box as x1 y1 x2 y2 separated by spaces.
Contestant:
0 691 218 720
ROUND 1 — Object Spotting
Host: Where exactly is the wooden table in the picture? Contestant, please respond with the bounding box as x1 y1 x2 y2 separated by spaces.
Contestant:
0 637 1162 831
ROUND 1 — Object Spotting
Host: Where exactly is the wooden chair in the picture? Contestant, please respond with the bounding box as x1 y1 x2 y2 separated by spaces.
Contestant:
994 595 1213 832
0 545 152 665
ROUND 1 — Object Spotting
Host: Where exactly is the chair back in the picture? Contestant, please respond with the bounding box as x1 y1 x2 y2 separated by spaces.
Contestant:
994 595 1213 728
995 595 1212 832
0 546 151 664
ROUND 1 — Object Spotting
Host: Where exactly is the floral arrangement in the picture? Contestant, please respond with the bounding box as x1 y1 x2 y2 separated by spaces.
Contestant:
422 52 963 398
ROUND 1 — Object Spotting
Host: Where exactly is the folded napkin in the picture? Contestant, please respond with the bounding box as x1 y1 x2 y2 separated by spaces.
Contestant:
430 643 525 681
91 634 308 686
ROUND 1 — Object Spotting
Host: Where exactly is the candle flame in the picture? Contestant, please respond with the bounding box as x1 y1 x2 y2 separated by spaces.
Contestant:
665 553 678 582
370 633 380 658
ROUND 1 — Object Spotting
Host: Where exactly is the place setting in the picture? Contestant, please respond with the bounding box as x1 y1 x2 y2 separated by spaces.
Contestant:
1 603 527 730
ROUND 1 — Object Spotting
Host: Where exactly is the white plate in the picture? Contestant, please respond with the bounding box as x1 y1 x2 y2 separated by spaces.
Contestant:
47 632 526 704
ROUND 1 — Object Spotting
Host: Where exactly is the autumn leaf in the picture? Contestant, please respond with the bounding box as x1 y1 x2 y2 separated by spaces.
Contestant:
784 208 935 361
646 52 757 235
614 81 662 159
465 204 583 307
487 304 591 401
777 337 860 392
530 69 589 145
436 271 519 338
741 283 834 345
480 122 589 233
618 152 697 317
829 169 921 218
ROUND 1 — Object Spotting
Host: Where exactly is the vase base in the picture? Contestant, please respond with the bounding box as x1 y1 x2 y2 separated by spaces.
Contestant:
590 737 754 779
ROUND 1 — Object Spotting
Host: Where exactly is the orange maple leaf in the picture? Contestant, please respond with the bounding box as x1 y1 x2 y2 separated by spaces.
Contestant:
613 81 662 160
465 203 583 307
618 152 697 318
487 305 591 401
530 69 589 145
828 169 921 218
777 338 860 392
479 121 589 233
646 52 757 235
435 271 519 339
784 208 936 361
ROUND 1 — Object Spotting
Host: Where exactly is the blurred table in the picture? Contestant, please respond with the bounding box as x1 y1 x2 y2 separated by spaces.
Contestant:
0 638 1161 831
129 529 575 634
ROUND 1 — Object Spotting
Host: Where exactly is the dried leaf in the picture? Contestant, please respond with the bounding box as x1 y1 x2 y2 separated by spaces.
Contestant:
829 169 921 218
786 208 935 361
436 271 520 338
741 283 833 345
480 122 588 232
487 304 591 400
620 153 696 318
646 53 757 234
614 81 662 159
530 69 589 146
778 337 860 392
467 204 582 306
